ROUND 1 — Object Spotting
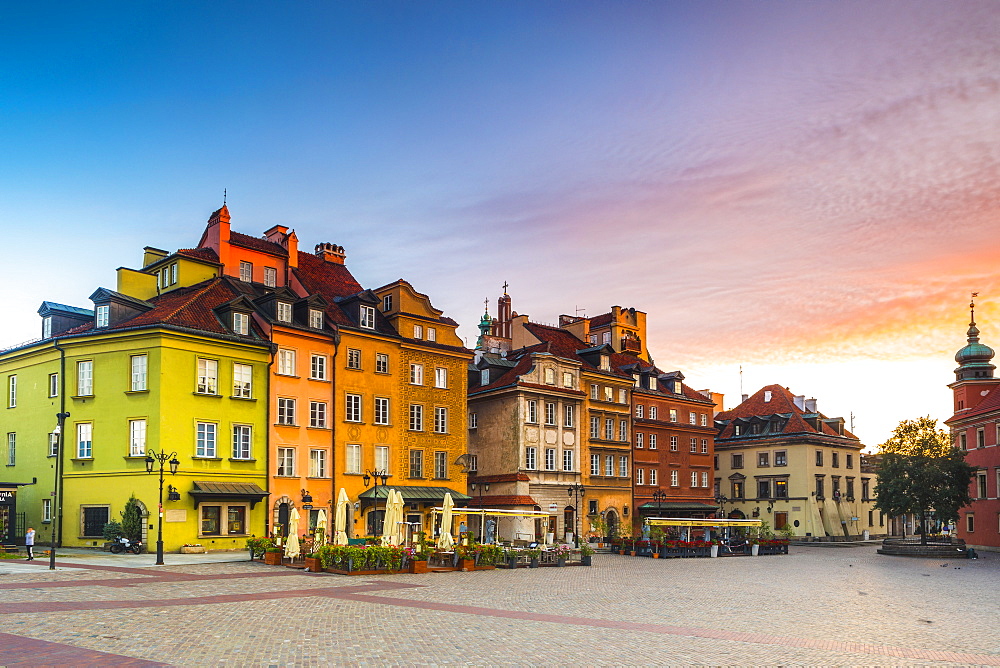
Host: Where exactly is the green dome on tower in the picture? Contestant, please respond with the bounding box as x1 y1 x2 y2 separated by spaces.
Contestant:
954 298 995 381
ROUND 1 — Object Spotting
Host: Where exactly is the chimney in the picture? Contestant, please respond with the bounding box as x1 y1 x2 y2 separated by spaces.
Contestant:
315 242 346 265
793 395 806 410
805 398 817 413
741 394 749 403
764 390 772 402
264 226 298 268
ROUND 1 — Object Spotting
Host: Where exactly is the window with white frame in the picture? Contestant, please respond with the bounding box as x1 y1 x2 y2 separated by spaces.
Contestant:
480 369 490 386
277 349 296 376
196 422 217 457
277 398 296 425
308 308 323 328
233 363 253 398
345 394 362 422
6 432 14 465
525 446 537 470
233 312 249 335
309 449 328 478
690 438 697 453
346 349 361 370
427 327 437 342
409 364 423 385
49 373 59 398
563 372 574 388
239 261 253 282
409 404 423 431
605 418 614 440
263 266 277 287
701 471 709 487
129 419 146 456
690 471 698 487
375 397 390 425
604 387 613 402
42 498 52 522
636 432 644 448
277 447 295 476
346 443 361 474
435 367 447 388
382 294 392 312
434 451 447 478
130 354 148 391
196 358 217 394
671 469 679 486
376 353 389 374
636 468 645 485
545 402 556 426
527 400 538 424
545 448 556 470
619 420 627 441
276 302 292 323
590 416 599 438
701 413 708 426
648 376 658 390
7 375 16 407
669 409 677 422
636 405 644 418
619 389 627 403
544 368 555 385
669 435 677 451
605 455 614 476
701 439 708 454
95 304 109 328
42 316 52 339
600 355 610 371
590 384 598 399
413 324 423 339
469 412 477 429
563 449 574 471
619 456 628 477
310 401 328 428
310 354 327 380
48 432 58 457
359 305 376 329
434 407 448 433
77 361 93 396
649 434 658 449
591 453 600 475
409 449 423 477
375 445 390 473
649 468 658 485
649 406 657 419
232 424 252 460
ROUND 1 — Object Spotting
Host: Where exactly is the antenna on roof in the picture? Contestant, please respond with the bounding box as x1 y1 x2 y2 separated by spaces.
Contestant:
850 411 855 433
739 365 743 397
575 305 585 318
223 188 227 206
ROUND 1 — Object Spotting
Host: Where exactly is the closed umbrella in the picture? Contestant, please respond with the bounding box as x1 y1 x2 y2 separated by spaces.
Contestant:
381 488 397 546
392 490 407 546
437 492 455 550
314 508 328 550
285 506 301 560
334 487 350 546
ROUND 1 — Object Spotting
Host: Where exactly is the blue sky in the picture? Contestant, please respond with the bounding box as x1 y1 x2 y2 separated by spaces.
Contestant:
2 1 999 446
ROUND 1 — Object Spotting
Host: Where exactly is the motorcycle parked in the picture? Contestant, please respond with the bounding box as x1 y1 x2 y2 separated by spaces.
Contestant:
109 536 143 554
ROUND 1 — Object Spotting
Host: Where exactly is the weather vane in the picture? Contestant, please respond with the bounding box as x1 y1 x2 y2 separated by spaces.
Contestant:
223 188 227 206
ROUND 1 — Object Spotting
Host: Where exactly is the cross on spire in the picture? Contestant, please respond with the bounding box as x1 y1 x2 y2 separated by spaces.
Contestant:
502 281 508 295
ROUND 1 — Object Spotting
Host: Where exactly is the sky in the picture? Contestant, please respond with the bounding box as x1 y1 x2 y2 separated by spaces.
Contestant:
2 1 999 449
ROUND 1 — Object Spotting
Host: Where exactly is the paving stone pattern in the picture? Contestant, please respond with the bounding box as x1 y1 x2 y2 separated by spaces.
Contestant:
0 545 997 666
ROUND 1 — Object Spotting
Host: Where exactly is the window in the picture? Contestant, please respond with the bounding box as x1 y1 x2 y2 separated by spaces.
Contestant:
196 358 218 394
545 402 556 426
128 354 148 391
649 434 658 450
434 451 447 478
701 439 708 454
700 414 708 426
480 369 490 386
409 404 423 431
239 261 252 282
966 513 974 532
832 452 839 468
233 363 253 398
469 411 477 429
375 397 390 425
605 455 614 476
545 448 556 470
82 506 109 537
590 416 599 438
861 478 871 501
604 387 613 402
196 422 217 457
544 368 555 384
375 445 390 473
732 480 744 498
590 384 598 400
345 394 362 422
600 355 611 371
264 266 277 288
977 428 985 448
277 398 296 425
527 400 538 424
619 389 627 404
734 425 743 436
977 472 987 498
413 324 423 339
563 449 574 471
434 407 448 433
701 471 709 487
691 471 698 487
525 446 537 470
775 479 788 498
619 421 628 441
77 361 93 396
6 432 14 465
169 263 178 285
757 480 771 498
409 449 423 477
563 372 574 388
815 476 825 498
435 367 448 388
636 405 644 419
359 305 376 329
846 478 855 499
307 449 327 478
95 304 109 328
649 468 658 485
636 433 644 448
202 506 222 535
669 409 677 422
232 425 252 460
43 316 52 339
48 432 58 457
758 452 769 467
7 375 16 407
602 332 611 345
960 433 967 450
846 453 854 469
375 353 389 374
732 454 743 468
564 405 575 428
410 364 423 385
276 302 292 323
42 498 51 522
49 373 59 398
671 469 679 487
344 443 361 474
128 419 146 457
346 349 361 370
649 406 657 420
816 450 823 466
648 376 658 390
605 419 614 440
669 435 677 451
382 294 393 312
76 423 93 458
673 380 682 394
277 447 295 476
637 468 645 485
689 412 696 425
233 312 249 335
775 451 787 466
591 454 600 475
277 349 296 376
690 438 697 453
309 401 328 428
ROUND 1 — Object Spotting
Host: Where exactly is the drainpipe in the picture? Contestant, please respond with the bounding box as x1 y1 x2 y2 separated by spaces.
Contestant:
264 343 276 538
329 326 340 534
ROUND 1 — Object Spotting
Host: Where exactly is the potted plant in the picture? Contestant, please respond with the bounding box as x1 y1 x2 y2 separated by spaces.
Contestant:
710 539 720 558
554 544 571 567
579 543 594 566
526 546 542 568
180 543 206 554
590 515 609 548
264 547 283 565
504 548 519 569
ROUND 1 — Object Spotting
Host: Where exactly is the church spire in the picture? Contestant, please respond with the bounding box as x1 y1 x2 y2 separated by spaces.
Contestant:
955 292 995 381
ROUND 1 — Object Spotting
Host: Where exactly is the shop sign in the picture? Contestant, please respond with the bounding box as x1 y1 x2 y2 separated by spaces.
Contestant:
548 503 558 513
0 491 14 503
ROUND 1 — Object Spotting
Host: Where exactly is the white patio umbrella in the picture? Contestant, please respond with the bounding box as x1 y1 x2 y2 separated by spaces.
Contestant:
392 490 407 546
334 487 350 546
437 492 455 550
381 488 398 546
314 508 328 550
285 506 301 560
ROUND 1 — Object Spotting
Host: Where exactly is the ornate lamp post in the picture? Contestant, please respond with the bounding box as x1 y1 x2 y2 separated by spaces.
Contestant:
49 411 70 570
145 450 179 565
567 483 585 547
363 469 389 536
714 493 729 519
652 489 667 517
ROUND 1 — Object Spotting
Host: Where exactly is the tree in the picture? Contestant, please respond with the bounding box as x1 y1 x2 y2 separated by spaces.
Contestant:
874 417 975 545
120 494 144 543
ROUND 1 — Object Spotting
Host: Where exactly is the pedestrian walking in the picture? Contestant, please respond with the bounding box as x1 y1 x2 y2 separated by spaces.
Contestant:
25 527 35 561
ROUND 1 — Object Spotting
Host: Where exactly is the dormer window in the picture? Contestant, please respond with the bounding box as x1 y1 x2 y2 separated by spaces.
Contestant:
480 369 489 386
233 312 249 335
383 295 393 312
276 302 292 323
359 305 376 329
309 309 323 329
600 355 610 371
648 376 657 390
673 380 682 394
239 261 253 282
95 305 109 328
427 327 436 342
42 316 52 339
263 267 277 288
413 324 423 339
602 332 611 345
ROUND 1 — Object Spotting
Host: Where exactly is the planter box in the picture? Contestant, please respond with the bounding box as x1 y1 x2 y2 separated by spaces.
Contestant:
581 555 592 566
411 560 430 574
460 558 476 572
179 546 206 554
474 564 496 571
304 557 322 572
263 551 283 566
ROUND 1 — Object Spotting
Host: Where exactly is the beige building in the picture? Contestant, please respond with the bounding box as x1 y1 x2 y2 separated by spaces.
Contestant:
714 385 881 539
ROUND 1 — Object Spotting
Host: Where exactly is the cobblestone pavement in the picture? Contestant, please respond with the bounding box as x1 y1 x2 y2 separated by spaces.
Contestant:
0 545 998 666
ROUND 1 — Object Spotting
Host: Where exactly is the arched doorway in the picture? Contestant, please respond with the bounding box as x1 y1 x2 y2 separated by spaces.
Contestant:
605 509 619 540
533 505 543 540
564 505 575 542
277 502 290 540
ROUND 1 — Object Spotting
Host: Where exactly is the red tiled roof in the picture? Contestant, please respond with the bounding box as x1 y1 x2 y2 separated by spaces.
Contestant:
588 312 613 327
716 384 859 442
522 322 631 378
947 384 1000 423
472 355 535 394
467 495 536 507
470 473 531 483
517 382 587 396
175 247 219 262
292 251 365 327
229 231 287 256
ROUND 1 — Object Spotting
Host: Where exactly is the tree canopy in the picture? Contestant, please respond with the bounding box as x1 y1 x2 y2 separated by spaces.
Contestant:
878 416 953 456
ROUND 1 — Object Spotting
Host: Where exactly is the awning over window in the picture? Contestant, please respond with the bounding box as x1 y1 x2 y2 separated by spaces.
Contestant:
357 486 471 507
188 481 269 509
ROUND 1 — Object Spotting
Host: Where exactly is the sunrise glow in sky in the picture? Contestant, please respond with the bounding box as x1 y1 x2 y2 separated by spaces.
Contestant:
2 1 999 448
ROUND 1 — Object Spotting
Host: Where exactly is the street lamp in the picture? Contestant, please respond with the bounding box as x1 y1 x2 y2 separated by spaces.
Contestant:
567 483 585 547
714 493 728 519
145 449 179 565
49 411 70 571
652 489 667 517
362 469 389 536
470 482 490 540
